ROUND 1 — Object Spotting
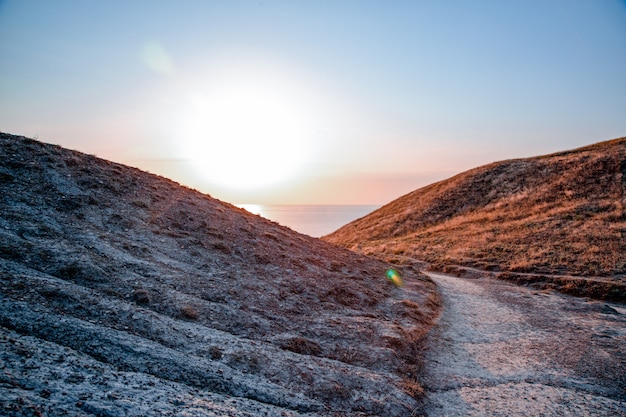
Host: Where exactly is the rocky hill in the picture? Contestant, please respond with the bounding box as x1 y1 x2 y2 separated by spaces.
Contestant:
325 137 626 301
0 132 439 416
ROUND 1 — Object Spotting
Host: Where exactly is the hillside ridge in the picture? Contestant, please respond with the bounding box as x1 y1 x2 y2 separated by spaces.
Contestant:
324 136 626 300
0 132 439 416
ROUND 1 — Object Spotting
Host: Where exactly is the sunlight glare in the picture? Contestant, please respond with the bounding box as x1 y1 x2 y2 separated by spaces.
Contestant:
178 67 317 191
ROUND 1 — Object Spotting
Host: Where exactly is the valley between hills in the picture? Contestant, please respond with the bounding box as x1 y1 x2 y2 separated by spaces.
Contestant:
1 132 625 416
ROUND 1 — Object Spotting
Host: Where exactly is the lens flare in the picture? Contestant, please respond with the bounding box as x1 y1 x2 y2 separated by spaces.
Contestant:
385 268 403 286
140 42 175 76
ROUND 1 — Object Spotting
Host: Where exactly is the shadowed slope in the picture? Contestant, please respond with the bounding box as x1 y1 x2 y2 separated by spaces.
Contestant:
325 137 626 300
0 133 439 416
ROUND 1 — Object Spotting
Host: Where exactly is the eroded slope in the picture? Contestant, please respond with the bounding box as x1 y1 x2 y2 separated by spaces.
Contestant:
0 133 439 416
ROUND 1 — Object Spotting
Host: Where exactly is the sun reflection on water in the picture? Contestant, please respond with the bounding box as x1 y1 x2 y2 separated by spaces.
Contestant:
236 204 266 217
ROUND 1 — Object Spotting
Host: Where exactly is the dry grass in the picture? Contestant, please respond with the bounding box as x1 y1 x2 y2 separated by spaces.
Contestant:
326 137 626 299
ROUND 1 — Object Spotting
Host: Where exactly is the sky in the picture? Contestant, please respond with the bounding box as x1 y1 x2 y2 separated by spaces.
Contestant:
1 1 625 204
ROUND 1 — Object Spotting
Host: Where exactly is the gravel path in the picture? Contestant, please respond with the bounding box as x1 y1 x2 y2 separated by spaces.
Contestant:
419 272 626 417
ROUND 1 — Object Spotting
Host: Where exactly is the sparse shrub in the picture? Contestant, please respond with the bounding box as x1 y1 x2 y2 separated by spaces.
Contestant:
262 232 279 241
212 242 231 254
53 261 106 283
54 263 82 279
171 221 183 230
180 305 199 320
254 252 271 264
0 239 27 261
325 286 358 306
305 256 324 267
101 288 124 299
0 170 15 182
330 261 344 272
208 346 223 360
280 337 322 356
132 200 149 208
329 345 363 365
311 382 351 402
131 288 151 305
107 213 134 230
228 352 260 374
400 379 424 399
385 337 405 352
64 156 80 167
397 300 426 323
38 286 62 299
392 246 406 255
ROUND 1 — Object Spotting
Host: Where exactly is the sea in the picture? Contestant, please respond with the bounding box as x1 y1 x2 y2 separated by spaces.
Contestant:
236 204 381 238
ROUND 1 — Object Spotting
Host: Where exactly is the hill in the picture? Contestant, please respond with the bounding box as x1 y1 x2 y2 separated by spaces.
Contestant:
0 132 439 416
324 137 626 301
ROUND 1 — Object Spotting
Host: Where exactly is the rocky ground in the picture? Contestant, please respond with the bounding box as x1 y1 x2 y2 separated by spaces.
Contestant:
0 133 440 416
419 272 626 416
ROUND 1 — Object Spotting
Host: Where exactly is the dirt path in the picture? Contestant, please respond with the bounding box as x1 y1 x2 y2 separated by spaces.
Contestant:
419 272 626 416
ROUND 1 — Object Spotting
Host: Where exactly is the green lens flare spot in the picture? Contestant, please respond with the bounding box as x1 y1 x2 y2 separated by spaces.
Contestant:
385 268 403 286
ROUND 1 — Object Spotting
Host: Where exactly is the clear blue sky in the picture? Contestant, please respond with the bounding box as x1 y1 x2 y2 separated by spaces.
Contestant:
1 1 625 204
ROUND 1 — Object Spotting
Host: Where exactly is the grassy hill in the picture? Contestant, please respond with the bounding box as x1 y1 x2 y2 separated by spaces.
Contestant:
0 132 439 416
325 137 626 301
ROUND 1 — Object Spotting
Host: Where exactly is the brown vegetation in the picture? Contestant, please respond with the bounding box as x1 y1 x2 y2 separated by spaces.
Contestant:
325 137 626 301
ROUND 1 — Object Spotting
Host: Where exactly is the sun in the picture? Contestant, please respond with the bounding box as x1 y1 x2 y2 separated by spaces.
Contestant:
178 69 317 191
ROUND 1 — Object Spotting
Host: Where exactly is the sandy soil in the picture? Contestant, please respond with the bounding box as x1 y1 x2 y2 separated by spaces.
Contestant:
419 272 626 417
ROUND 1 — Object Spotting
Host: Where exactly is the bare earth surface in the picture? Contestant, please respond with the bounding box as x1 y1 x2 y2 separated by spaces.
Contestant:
420 272 626 417
0 133 439 416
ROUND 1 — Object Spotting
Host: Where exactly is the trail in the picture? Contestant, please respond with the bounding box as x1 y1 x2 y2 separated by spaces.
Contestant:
419 272 626 416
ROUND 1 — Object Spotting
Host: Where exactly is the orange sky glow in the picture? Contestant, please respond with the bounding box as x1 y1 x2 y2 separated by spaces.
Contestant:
1 1 625 204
